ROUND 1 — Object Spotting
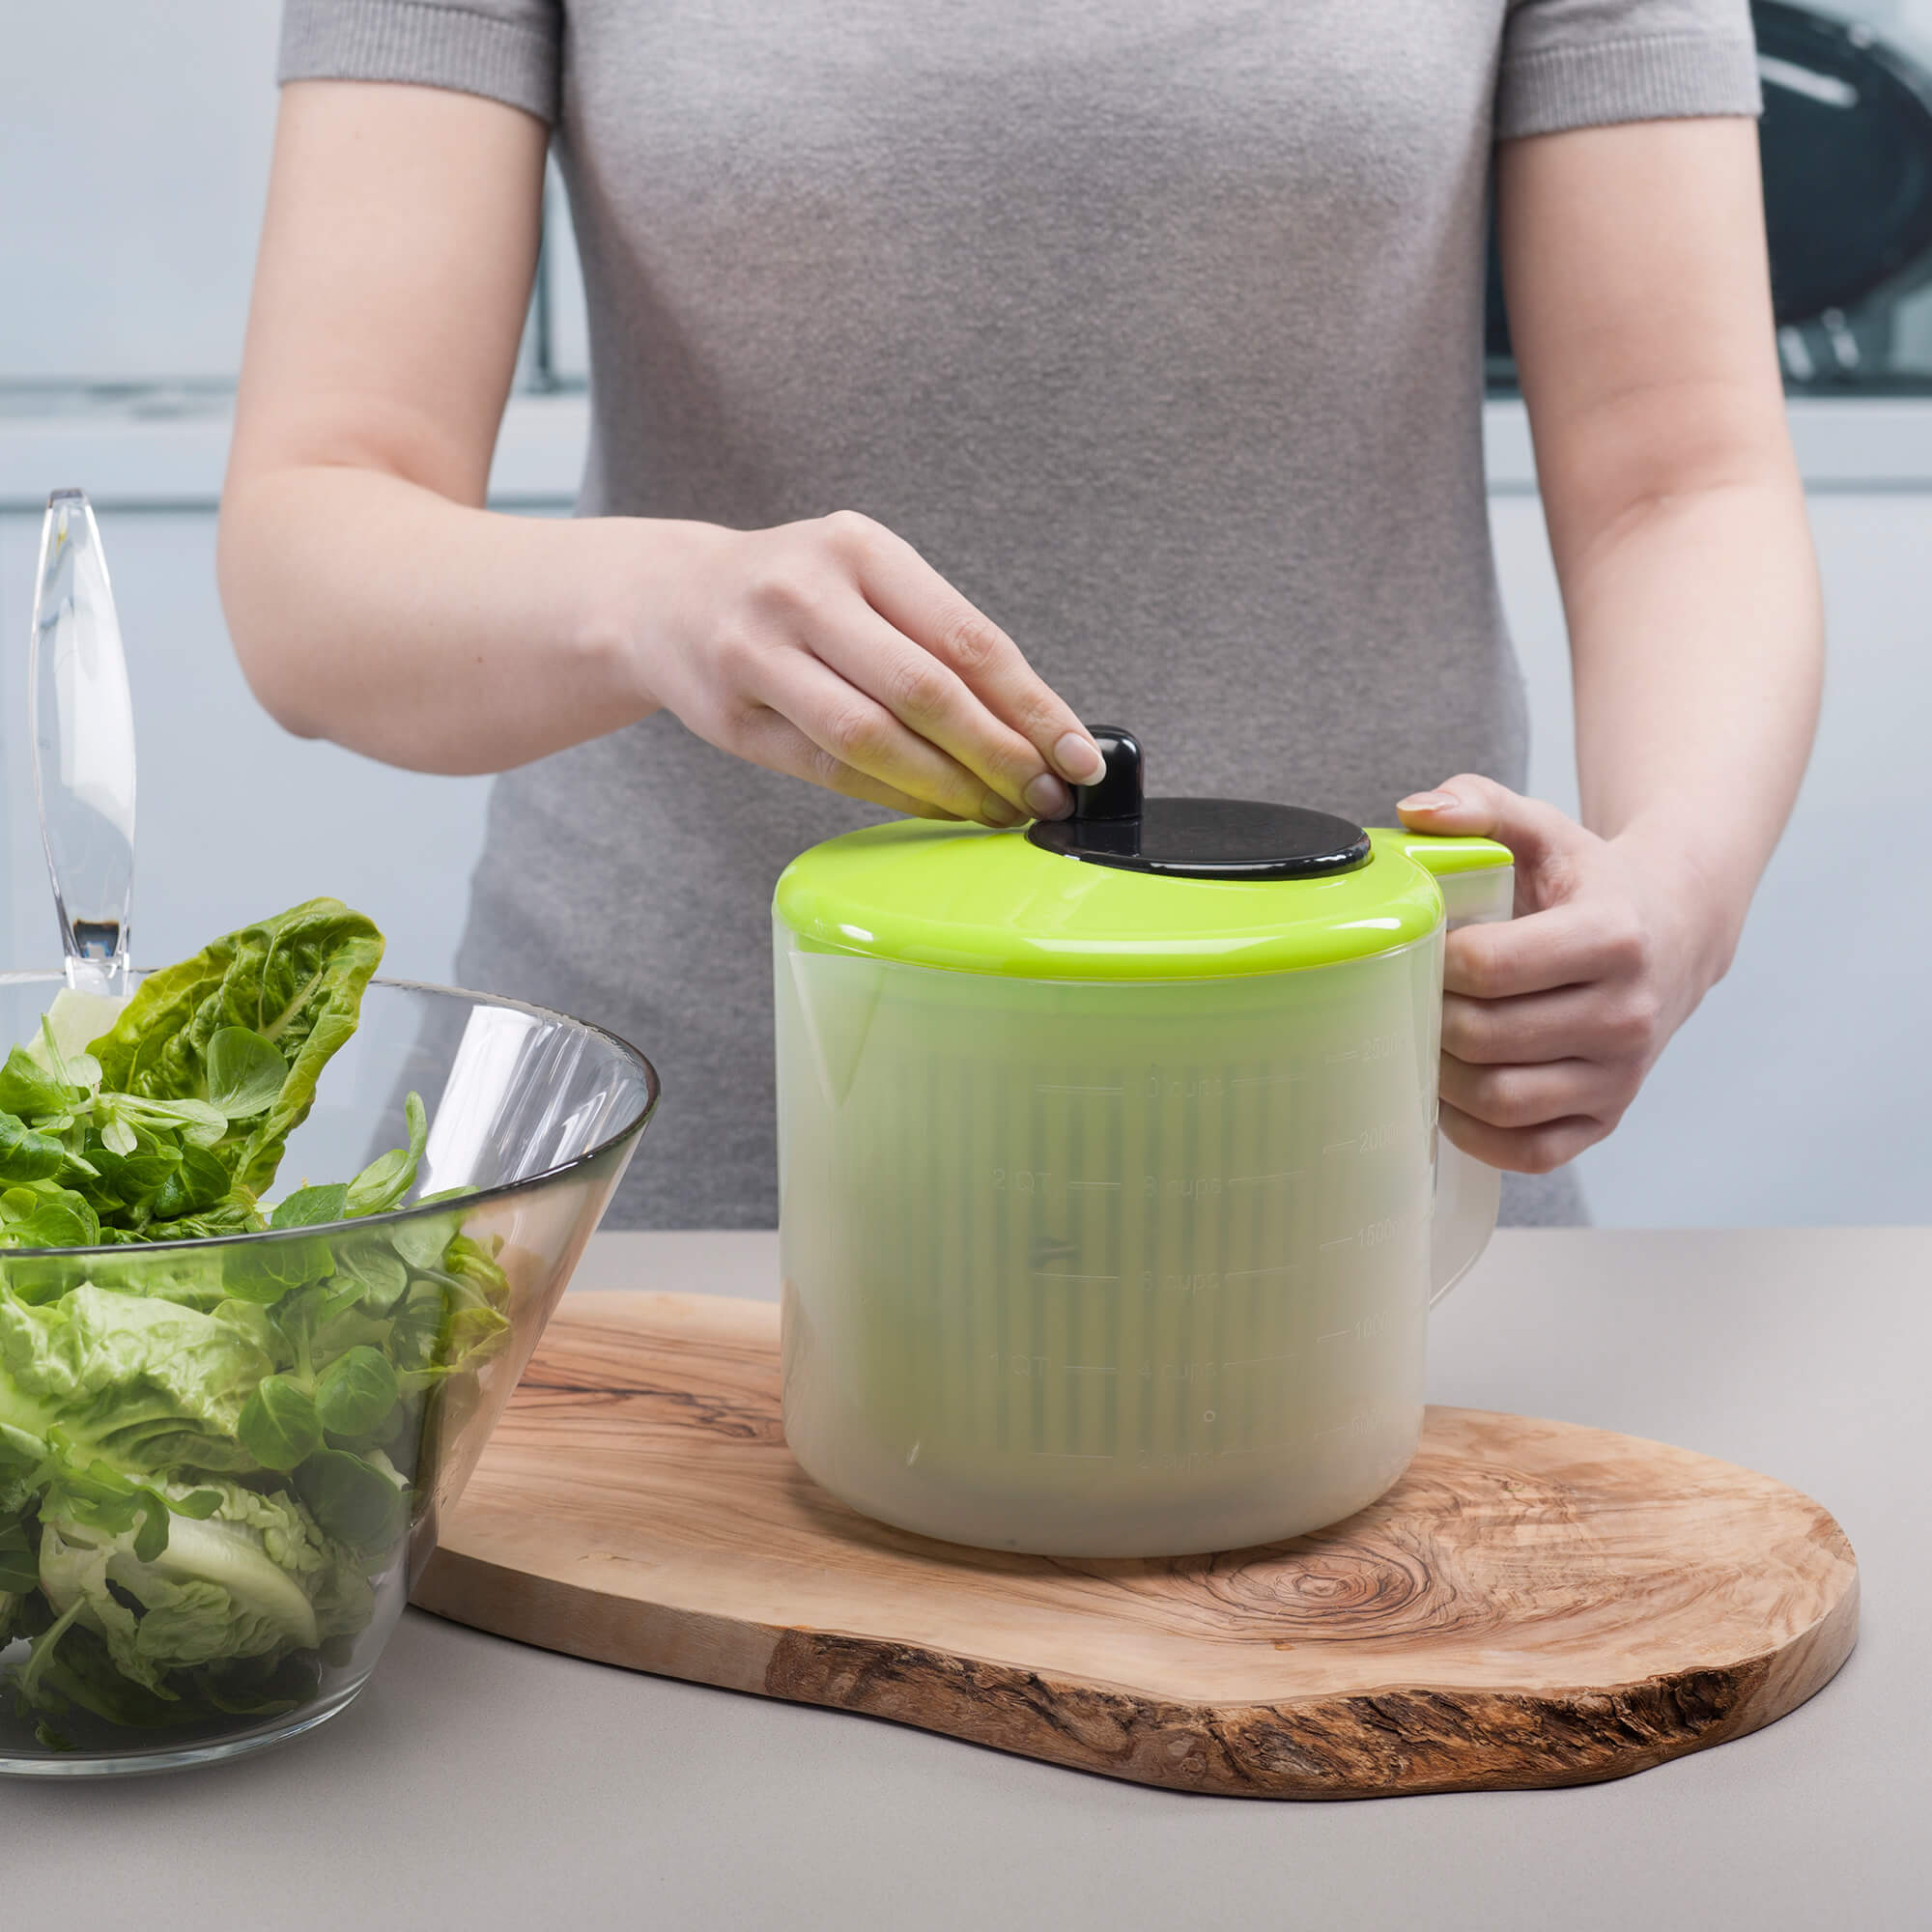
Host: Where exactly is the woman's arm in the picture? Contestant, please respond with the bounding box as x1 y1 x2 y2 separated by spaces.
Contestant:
1401 117 1823 1173
220 82 1100 817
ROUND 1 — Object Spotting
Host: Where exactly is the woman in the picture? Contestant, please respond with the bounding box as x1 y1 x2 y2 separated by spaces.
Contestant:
222 0 1823 1229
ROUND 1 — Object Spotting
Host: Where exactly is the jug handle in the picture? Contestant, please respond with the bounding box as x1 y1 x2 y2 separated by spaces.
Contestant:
1431 1135 1501 1307
1390 833 1515 1308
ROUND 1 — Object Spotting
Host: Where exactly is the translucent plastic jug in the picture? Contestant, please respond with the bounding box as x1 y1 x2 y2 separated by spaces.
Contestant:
775 730 1510 1555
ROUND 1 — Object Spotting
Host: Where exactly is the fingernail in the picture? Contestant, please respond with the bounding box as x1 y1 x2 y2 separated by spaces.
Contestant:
1025 772 1071 819
1399 790 1458 812
1053 732 1106 784
981 796 1025 828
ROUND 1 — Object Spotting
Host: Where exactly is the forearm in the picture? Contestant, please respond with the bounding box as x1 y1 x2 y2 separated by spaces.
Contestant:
1427 121 1818 1163
218 466 678 776
226 82 1094 813
1557 470 1823 983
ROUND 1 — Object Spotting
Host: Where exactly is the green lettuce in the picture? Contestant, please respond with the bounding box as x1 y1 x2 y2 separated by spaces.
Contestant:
0 898 515 1747
0 1285 272 1475
89 897 384 1197
33 1474 376 1700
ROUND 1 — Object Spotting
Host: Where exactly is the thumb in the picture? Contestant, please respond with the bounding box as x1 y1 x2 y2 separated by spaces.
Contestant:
1395 772 1584 874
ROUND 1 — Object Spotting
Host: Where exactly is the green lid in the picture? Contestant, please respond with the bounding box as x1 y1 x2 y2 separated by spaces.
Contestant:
774 820 1510 980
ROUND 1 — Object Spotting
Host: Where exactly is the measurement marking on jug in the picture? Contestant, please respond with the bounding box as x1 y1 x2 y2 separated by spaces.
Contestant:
1144 1175 1230 1199
1154 1271 1228 1294
991 1167 1052 1193
1143 1074 1226 1100
1065 1179 1122 1192
1317 1408 1389 1441
1228 1169 1304 1188
1221 1350 1295 1370
1321 1218 1402 1252
1155 1360 1218 1383
1033 1449 1117 1461
988 1351 1048 1378
1327 1035 1402 1066
1031 1270 1120 1285
1233 1071 1293 1090
1135 1442 1273 1471
1320 1313 1398 1347
1063 1364 1119 1377
1222 1264 1294 1284
1035 1083 1123 1097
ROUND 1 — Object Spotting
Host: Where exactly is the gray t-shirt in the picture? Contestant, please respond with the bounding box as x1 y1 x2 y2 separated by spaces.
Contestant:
278 0 1760 1229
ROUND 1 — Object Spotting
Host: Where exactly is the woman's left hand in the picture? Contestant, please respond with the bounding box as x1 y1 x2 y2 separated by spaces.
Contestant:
1396 775 1733 1175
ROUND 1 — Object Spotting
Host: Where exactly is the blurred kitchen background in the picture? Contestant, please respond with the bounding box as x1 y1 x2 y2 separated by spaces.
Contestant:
3 2 1929 1225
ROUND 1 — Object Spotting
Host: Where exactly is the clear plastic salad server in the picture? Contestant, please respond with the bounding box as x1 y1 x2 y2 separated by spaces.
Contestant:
28 487 136 998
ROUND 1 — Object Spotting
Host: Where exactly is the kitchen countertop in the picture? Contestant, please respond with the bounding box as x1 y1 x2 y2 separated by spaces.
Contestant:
13 1227 1926 1931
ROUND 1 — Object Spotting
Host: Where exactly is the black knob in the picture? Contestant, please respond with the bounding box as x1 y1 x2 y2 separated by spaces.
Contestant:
1071 726 1143 822
1028 725 1370 878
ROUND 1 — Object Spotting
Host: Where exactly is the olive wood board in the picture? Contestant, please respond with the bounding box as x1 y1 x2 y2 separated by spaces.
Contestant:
412 1291 1859 1800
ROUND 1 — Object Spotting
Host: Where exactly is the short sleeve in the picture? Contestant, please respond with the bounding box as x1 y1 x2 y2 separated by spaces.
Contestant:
1496 0 1762 141
278 0 563 127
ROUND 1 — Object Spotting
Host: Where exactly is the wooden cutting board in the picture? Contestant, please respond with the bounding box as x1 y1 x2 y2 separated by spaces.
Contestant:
412 1291 1858 1799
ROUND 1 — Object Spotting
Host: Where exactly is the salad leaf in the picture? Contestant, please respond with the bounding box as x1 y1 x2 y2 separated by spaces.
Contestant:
0 1186 100 1253
440 1302 512 1375
237 1376 323 1471
211 1298 286 1367
0 1116 68 1186
221 1236 335 1307
138 1202 265 1244
203 1028 288 1121
0 1283 272 1474
193 1478 376 1643
86 1144 182 1208
0 1516 36 1594
270 1183 349 1231
295 1448 404 1549
326 1240 409 1314
96 1093 228 1150
149 1144 232 1223
391 1210 465 1274
87 898 384 1196
0 1046 74 1122
14 989 127 1076
36 1499 327 1694
344 1092 427 1218
314 1347 399 1439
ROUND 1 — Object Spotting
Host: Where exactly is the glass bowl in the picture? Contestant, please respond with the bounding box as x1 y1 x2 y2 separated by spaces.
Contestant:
0 973 657 1776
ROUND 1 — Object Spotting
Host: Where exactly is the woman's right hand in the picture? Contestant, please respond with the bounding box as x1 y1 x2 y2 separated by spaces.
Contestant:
619 511 1105 826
